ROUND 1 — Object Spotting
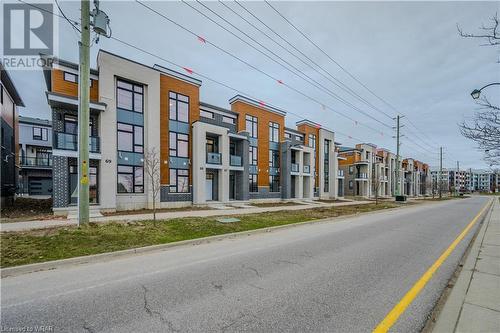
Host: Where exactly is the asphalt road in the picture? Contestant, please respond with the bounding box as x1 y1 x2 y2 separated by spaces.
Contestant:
1 196 491 333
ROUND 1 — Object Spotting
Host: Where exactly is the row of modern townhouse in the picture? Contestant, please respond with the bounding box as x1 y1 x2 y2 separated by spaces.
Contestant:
337 144 431 198
430 168 500 193
1 53 432 213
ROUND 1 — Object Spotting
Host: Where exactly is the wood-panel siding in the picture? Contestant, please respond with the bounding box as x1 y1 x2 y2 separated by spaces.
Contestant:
232 101 285 187
51 69 99 102
160 75 200 185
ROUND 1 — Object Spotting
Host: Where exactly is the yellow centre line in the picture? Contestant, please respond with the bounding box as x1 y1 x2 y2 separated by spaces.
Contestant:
372 199 492 333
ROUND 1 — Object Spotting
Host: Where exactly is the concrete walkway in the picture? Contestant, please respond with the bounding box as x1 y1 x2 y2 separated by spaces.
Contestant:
433 198 500 333
0 200 372 233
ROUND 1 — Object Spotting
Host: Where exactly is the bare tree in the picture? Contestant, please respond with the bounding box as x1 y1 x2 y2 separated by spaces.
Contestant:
144 147 161 223
460 98 500 167
458 13 500 46
371 167 382 205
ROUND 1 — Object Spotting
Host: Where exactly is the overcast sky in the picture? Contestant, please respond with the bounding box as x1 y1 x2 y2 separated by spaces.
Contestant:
7 1 500 169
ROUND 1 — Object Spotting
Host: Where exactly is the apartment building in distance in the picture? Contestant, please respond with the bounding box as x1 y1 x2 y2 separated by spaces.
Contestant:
338 143 377 198
18 116 53 196
42 51 341 215
1 63 25 205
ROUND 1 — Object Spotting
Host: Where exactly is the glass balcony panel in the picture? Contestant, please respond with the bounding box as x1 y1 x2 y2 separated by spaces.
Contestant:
230 155 242 166
207 152 222 165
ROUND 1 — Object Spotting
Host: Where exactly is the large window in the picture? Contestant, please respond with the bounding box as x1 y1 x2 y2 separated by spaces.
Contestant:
245 115 258 138
249 174 258 193
308 134 316 149
117 79 144 194
117 123 143 153
169 92 189 123
269 149 279 168
269 122 280 143
170 169 189 193
117 165 143 193
117 80 143 113
269 175 280 192
169 132 189 157
249 146 258 165
33 127 48 141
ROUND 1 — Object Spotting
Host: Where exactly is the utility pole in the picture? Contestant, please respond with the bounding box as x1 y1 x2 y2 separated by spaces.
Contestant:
77 0 110 226
78 0 91 225
456 160 460 196
439 147 443 199
394 115 403 197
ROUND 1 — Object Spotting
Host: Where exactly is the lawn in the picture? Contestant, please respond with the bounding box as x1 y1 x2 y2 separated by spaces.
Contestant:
1 202 400 268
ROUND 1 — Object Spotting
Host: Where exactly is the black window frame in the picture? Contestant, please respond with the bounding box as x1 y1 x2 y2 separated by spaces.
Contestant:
249 146 258 165
309 134 316 149
117 122 144 154
169 168 190 193
169 131 189 158
117 79 144 113
269 122 280 143
269 149 279 168
269 175 280 193
32 127 48 141
117 165 144 194
245 115 258 138
249 174 258 193
169 91 190 123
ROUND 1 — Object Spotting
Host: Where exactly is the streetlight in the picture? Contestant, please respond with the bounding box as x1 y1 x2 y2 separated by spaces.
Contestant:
470 83 500 99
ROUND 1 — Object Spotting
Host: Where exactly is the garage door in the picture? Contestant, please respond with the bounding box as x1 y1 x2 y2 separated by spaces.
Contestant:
29 178 53 196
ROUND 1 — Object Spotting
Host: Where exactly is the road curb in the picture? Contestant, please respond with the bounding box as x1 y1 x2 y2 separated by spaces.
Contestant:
429 198 495 332
0 199 459 278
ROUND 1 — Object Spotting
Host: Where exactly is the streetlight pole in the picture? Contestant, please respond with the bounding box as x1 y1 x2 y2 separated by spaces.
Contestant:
439 147 443 199
78 0 91 225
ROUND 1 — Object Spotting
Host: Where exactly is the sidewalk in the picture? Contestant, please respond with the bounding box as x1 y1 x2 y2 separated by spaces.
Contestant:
0 200 372 233
433 198 500 333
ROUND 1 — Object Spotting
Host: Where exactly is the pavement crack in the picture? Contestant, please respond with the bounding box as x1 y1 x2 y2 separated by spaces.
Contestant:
141 284 180 332
82 323 95 333
299 251 314 259
273 259 304 267
220 312 257 332
245 282 265 290
243 265 262 278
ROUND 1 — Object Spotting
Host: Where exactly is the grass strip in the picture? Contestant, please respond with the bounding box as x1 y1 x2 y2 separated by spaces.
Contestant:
1 202 400 268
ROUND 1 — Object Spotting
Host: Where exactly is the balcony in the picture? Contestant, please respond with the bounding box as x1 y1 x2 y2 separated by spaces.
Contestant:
291 163 299 173
206 152 221 165
54 131 100 153
338 169 344 177
230 155 242 167
303 165 311 174
356 173 368 179
21 156 52 167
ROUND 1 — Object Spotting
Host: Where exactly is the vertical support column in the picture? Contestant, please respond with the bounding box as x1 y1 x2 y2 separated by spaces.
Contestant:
78 0 91 225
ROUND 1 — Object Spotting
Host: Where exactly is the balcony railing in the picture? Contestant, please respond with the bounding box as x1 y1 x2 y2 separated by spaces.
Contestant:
338 169 344 177
54 131 100 153
206 152 222 165
303 165 310 174
356 173 368 179
291 163 299 172
230 155 242 167
21 156 52 167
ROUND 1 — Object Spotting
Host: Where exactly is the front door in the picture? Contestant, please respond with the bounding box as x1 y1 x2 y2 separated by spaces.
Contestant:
206 173 214 201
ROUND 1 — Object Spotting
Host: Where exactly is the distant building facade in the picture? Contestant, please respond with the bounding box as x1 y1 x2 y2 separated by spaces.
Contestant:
18 116 53 196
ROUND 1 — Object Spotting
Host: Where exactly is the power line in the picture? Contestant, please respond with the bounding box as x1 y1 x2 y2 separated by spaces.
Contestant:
181 0 393 130
222 0 395 122
135 0 389 135
264 1 443 154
